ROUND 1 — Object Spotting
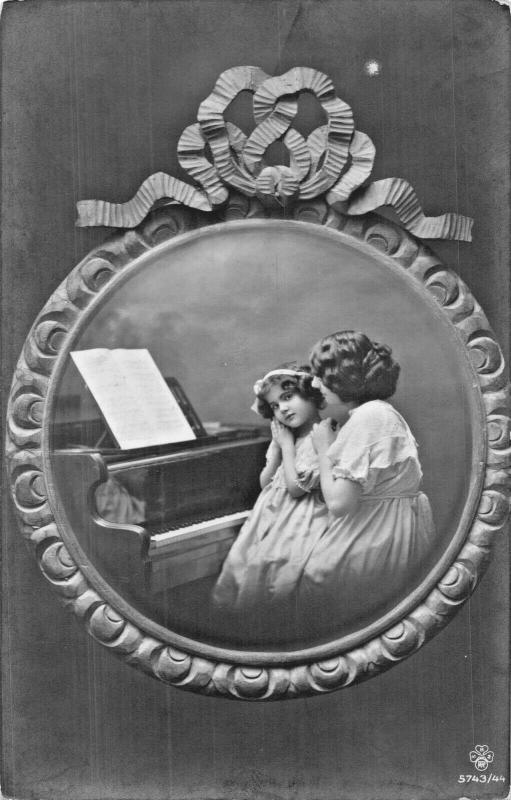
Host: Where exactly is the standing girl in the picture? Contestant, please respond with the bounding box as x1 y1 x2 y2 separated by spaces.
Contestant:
300 330 436 634
212 365 328 633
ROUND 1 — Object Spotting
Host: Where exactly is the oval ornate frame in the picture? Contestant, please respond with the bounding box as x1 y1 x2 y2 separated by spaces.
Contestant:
6 199 511 700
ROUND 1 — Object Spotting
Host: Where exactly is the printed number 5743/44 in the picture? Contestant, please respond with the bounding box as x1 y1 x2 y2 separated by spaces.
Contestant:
458 774 505 783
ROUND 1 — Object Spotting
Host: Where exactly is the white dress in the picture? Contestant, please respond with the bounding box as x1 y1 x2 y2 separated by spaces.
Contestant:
212 433 329 620
297 400 436 633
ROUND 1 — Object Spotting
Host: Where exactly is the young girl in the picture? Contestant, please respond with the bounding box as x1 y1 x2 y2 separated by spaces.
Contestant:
211 365 329 630
297 330 436 635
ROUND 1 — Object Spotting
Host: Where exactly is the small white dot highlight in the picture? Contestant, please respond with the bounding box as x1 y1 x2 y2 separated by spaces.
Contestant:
364 60 382 77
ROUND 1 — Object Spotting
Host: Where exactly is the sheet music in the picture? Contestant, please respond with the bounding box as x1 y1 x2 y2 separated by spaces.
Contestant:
70 349 197 449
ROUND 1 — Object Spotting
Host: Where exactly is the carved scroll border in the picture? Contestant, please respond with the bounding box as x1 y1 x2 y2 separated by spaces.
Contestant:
6 198 510 700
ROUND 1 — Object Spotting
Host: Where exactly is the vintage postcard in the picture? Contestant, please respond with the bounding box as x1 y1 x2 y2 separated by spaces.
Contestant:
2 1 509 798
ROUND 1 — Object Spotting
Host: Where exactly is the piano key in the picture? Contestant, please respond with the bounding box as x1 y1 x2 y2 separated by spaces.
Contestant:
148 510 249 551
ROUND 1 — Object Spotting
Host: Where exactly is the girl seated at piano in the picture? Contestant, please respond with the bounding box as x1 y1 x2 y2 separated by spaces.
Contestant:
211 364 329 622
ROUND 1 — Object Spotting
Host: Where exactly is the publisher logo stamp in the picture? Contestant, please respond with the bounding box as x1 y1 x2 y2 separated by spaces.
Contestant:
470 745 494 772
458 744 503 785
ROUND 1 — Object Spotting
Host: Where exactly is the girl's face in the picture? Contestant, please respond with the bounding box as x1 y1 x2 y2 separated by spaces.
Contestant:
264 383 317 430
311 376 354 421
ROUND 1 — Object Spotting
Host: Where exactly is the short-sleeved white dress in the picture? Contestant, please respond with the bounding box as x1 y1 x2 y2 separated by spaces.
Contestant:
297 400 436 631
212 433 329 616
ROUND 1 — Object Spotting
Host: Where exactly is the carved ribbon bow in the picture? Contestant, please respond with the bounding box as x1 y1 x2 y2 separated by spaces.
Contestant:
76 66 472 242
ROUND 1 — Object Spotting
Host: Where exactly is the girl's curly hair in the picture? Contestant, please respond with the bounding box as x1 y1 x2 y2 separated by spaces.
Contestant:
309 331 400 404
255 363 325 419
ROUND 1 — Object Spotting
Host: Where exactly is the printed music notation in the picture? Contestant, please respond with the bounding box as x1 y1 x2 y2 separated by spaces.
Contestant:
70 348 197 449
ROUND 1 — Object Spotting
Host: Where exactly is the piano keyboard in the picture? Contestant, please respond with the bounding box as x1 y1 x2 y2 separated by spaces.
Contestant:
148 510 249 552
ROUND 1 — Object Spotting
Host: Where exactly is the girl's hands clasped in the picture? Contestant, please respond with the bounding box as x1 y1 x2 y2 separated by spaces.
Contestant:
311 418 338 454
271 419 294 449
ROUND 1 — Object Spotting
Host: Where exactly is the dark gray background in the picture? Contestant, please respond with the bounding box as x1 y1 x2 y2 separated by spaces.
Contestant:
2 1 509 798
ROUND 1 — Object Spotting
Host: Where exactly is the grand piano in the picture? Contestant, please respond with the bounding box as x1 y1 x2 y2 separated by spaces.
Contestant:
50 383 270 608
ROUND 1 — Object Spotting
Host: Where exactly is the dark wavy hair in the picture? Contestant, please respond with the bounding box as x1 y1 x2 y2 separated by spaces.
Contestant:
255 363 325 419
309 331 400 404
